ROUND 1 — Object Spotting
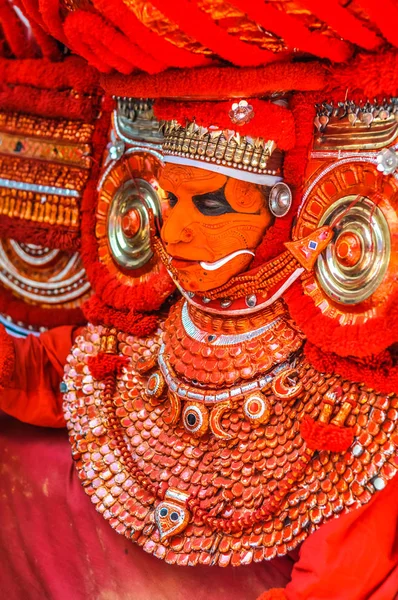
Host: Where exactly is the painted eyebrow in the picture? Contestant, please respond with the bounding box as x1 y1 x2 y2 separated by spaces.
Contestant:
192 184 237 214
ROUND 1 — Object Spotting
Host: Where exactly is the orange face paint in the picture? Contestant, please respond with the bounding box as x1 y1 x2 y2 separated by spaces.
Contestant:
159 164 273 292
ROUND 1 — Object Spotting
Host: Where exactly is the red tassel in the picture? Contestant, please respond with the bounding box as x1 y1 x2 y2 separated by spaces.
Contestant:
300 415 354 453
82 296 160 337
88 353 128 380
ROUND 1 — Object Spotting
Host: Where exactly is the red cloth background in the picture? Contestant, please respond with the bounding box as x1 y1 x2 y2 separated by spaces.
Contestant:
0 414 294 600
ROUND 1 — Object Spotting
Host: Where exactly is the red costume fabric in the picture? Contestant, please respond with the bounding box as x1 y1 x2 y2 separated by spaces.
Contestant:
1 328 397 599
0 326 76 428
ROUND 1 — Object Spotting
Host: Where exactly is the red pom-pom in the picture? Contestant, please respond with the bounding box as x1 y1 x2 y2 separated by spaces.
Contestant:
300 415 354 452
88 353 129 380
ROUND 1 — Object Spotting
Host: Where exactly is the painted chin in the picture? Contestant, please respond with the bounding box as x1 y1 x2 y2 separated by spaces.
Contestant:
174 254 253 293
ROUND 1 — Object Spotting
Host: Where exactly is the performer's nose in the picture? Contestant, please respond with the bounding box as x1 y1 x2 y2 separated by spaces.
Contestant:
162 211 195 245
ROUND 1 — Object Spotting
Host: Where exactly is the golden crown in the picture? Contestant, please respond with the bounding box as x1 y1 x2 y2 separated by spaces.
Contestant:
161 120 283 185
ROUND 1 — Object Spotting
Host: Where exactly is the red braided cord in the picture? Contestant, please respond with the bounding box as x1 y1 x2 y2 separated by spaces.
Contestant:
298 0 380 50
92 0 210 70
38 0 68 44
0 0 34 58
228 0 352 62
63 11 166 75
358 0 398 47
149 0 281 67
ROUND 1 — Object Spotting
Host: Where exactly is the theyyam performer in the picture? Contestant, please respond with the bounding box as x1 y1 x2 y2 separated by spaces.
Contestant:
0 1 398 599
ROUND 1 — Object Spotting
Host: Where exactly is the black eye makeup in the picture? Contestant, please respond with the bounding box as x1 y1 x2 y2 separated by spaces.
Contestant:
167 191 178 207
192 185 236 216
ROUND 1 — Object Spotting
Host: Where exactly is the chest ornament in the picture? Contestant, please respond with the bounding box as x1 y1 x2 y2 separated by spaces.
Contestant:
141 300 304 441
63 308 398 565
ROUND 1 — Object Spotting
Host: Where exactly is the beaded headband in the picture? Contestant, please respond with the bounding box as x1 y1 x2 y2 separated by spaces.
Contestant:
161 120 283 185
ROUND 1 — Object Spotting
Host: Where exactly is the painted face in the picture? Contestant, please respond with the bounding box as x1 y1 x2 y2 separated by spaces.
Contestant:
159 164 273 292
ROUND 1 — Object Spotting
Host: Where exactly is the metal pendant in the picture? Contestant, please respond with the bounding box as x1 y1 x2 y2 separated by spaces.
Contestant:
154 488 190 541
268 182 292 217
182 402 209 437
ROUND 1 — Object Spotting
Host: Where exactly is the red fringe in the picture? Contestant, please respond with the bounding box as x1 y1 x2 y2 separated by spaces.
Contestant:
83 296 159 338
256 589 287 600
300 415 354 453
88 352 128 380
101 49 398 101
63 11 165 75
329 50 398 98
0 285 86 329
0 216 80 251
284 281 398 359
305 342 398 395
92 0 210 70
149 0 279 67
154 99 295 151
229 0 351 62
0 323 15 389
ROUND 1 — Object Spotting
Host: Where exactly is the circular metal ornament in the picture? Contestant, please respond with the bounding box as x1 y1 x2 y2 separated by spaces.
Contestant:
182 402 209 437
107 178 162 270
316 196 391 305
243 392 270 425
146 371 165 398
245 294 257 308
268 182 292 217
